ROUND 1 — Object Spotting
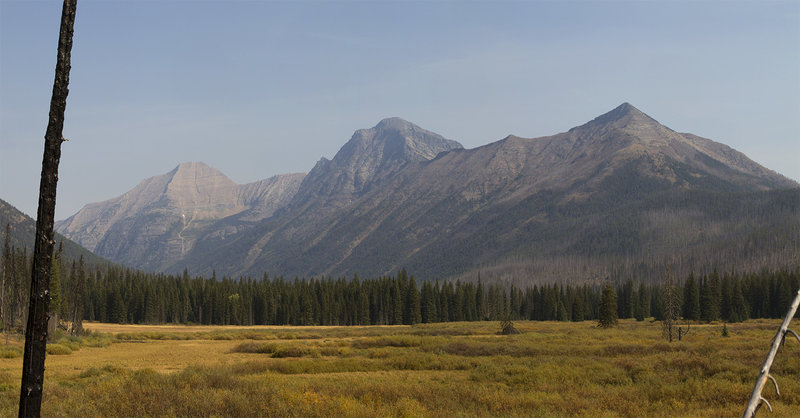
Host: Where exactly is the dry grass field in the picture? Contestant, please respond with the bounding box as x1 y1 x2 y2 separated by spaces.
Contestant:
0 319 798 417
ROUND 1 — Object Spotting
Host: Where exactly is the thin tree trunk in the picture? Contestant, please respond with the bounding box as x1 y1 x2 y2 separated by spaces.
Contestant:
2 223 9 344
743 288 800 418
19 1 77 416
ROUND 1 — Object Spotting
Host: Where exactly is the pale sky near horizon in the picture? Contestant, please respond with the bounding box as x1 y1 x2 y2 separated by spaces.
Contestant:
1 0 799 220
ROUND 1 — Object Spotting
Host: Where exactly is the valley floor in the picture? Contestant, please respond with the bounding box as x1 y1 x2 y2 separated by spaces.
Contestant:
0 320 798 416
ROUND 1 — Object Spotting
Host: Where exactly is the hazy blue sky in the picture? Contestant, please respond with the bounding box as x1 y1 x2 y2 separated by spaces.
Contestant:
1 0 798 219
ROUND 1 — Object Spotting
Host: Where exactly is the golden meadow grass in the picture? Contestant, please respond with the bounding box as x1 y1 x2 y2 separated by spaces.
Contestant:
0 320 798 416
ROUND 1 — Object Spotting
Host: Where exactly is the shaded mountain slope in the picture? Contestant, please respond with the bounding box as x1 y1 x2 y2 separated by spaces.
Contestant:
1 198 106 266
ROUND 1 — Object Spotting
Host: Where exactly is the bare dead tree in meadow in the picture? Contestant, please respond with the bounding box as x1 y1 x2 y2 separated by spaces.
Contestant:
1 223 9 344
19 0 77 416
661 265 681 342
743 288 800 417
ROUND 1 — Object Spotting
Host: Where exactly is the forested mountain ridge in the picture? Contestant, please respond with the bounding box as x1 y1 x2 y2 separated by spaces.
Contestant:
55 163 305 271
57 104 799 283
0 198 105 267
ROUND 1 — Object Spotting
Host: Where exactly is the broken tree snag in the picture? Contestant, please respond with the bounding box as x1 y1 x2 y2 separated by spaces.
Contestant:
18 1 77 417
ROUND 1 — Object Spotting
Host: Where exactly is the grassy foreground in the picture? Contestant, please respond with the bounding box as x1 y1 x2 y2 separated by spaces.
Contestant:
0 320 798 416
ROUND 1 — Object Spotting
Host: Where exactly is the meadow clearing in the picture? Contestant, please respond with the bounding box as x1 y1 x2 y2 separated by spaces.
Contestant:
0 319 798 417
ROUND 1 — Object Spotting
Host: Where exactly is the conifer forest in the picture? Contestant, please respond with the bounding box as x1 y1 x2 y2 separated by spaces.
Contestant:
2 238 797 329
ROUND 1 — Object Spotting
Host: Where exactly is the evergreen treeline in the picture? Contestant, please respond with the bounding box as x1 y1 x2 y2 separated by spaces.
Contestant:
2 236 799 328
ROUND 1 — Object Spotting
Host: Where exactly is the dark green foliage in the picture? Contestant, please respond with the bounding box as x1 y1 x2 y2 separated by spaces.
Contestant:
571 295 585 322
405 277 421 325
619 279 635 319
700 271 721 322
420 282 437 323
729 277 749 322
598 284 618 328
1 233 796 329
0 199 106 268
634 282 649 321
683 273 700 321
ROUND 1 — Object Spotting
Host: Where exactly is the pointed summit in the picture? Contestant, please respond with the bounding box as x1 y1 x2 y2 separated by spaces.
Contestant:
293 118 463 207
172 161 213 173
375 117 416 132
586 102 658 127
567 103 673 144
340 117 462 172
170 161 229 180
165 162 238 207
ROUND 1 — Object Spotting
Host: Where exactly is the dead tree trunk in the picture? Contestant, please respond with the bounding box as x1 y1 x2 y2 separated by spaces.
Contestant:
661 265 680 342
18 1 77 416
743 288 800 417
2 223 9 344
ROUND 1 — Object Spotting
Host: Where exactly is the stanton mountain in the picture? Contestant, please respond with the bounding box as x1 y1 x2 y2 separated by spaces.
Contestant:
55 104 800 283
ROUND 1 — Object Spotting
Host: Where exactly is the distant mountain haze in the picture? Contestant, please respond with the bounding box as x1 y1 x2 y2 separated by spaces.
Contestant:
54 104 799 283
55 163 304 271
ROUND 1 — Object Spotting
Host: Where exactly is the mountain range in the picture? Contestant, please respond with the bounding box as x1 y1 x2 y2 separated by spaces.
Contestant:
53 103 800 283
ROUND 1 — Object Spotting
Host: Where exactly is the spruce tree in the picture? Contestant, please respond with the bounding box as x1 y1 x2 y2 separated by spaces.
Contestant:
405 277 421 325
420 282 437 323
720 275 732 321
634 282 649 321
700 275 720 322
683 273 700 321
571 295 584 322
729 279 749 322
391 280 402 325
620 279 634 319
475 277 486 320
597 284 618 328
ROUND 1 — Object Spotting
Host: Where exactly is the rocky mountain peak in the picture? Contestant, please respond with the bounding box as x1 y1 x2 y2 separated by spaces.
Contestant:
581 102 660 129
294 118 463 206
346 117 463 163
54 163 305 270
564 102 677 151
374 117 416 132
169 161 235 186
165 161 237 205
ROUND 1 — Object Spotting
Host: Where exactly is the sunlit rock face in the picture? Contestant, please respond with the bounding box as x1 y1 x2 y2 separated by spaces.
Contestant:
55 162 304 271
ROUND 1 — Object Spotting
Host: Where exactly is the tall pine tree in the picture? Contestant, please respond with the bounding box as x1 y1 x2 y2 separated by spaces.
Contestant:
597 284 618 328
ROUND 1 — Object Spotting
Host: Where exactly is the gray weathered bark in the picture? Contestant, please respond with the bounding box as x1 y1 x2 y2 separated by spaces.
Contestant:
743 288 800 417
18 1 77 416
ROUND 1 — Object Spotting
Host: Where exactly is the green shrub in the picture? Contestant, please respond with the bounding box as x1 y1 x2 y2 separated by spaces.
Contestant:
271 346 318 358
46 344 72 355
0 346 21 359
79 364 129 379
351 335 423 349
230 341 277 354
83 333 115 347
56 336 82 351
